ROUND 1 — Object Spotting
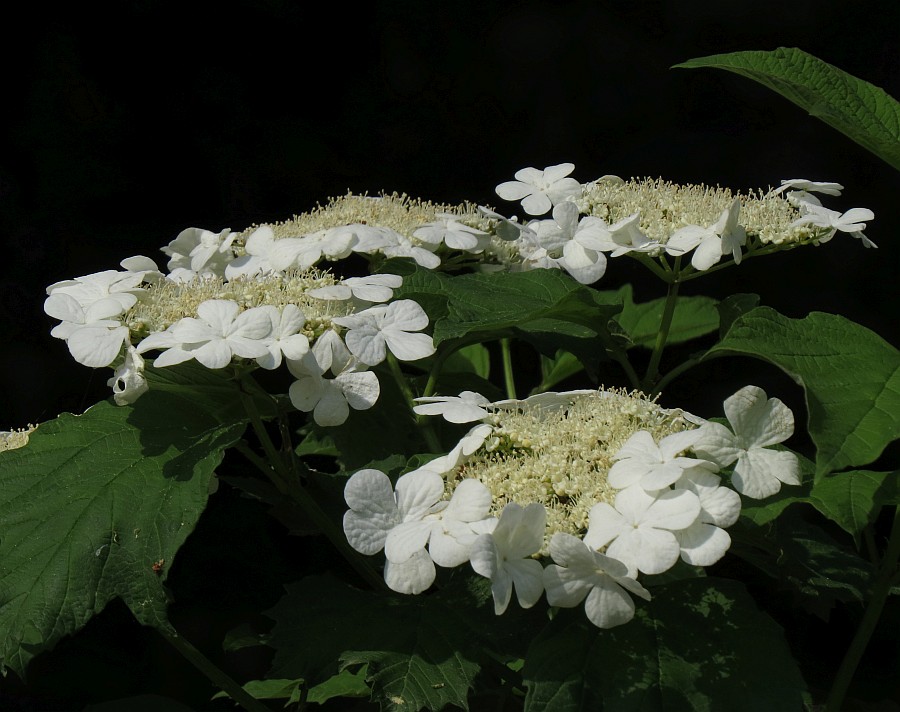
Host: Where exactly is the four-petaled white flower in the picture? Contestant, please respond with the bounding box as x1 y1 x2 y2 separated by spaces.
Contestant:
352 225 442 268
771 179 843 197
162 227 235 281
256 304 310 370
414 216 490 252
308 274 403 305
385 477 492 570
666 198 747 270
141 299 273 369
601 213 658 257
583 486 701 576
414 391 492 423
470 502 546 615
692 385 800 499
342 468 493 594
495 163 582 216
543 532 650 629
608 429 715 491
671 468 741 566
287 349 379 427
791 204 877 248
44 292 130 367
224 226 280 279
333 300 435 366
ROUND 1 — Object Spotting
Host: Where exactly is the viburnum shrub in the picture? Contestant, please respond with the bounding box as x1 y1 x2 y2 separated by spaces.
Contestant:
2 48 899 711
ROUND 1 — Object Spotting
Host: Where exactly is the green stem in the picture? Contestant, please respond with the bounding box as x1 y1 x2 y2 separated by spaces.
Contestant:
159 628 270 712
386 352 442 452
500 338 517 400
642 276 681 390
611 350 642 390
826 505 900 712
650 353 708 397
237 375 389 592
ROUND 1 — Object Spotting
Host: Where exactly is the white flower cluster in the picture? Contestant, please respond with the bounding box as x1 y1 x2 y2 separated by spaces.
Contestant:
343 385 799 629
486 164 876 281
43 225 436 423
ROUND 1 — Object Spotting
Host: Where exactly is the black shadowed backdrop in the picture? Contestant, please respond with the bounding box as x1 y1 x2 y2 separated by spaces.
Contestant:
1 1 898 710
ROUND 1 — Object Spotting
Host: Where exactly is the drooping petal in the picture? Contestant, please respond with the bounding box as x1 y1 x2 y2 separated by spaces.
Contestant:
67 325 128 368
732 448 801 499
384 549 436 594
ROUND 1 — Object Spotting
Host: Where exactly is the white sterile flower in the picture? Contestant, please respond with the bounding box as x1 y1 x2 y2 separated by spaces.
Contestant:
287 350 379 426
414 391 492 423
150 300 274 369
543 532 650 629
608 429 714 491
45 258 156 312
308 274 403 305
770 179 843 197
385 478 493 572
333 299 435 366
414 215 490 252
256 304 310 370
351 225 441 268
162 227 235 281
44 292 130 367
478 206 539 242
496 163 581 216
342 468 439 594
267 227 359 272
224 225 280 278
666 198 747 270
600 213 659 257
692 385 800 499
310 328 352 374
419 423 494 476
791 204 877 247
671 468 741 567
538 202 610 284
107 341 149 405
583 486 701 576
470 502 546 615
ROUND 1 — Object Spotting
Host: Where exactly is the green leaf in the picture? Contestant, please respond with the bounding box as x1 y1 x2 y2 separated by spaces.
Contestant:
717 293 760 339
706 308 900 477
308 666 372 704
0 390 245 675
394 266 621 354
522 578 807 711
442 343 491 379
610 284 720 348
809 469 900 538
266 574 496 712
674 47 900 171
536 350 585 392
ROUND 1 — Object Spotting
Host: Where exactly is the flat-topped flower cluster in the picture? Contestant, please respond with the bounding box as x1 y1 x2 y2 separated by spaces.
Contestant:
42 230 436 423
343 385 800 628
42 163 874 415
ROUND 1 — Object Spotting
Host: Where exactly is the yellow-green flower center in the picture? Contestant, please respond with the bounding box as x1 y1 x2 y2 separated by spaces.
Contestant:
447 389 695 553
578 177 823 246
124 269 353 340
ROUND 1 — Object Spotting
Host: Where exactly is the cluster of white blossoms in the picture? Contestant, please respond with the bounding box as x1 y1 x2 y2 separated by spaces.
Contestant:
488 164 876 280
343 385 800 629
43 223 437 423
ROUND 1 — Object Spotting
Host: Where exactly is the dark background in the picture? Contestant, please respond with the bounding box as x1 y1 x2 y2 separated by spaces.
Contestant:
2 0 899 428
1 1 898 709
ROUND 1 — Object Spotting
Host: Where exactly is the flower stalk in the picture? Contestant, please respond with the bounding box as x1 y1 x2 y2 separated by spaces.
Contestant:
826 505 900 712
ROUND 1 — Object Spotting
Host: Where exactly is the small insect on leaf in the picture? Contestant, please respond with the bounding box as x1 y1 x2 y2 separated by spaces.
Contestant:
152 558 165 575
